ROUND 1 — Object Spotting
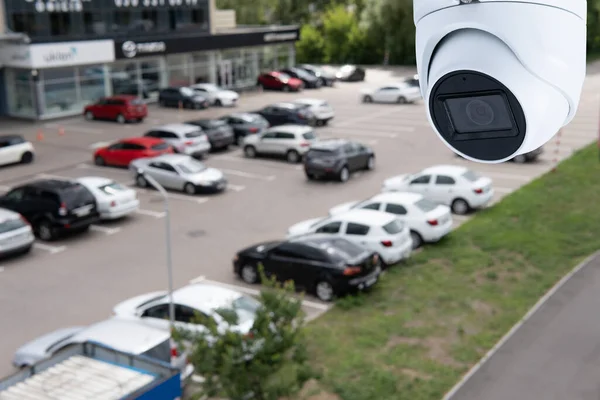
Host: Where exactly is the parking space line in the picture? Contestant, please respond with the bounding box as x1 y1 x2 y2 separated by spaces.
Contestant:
227 184 246 192
135 188 210 204
135 209 166 218
90 225 121 235
218 167 276 181
33 243 66 254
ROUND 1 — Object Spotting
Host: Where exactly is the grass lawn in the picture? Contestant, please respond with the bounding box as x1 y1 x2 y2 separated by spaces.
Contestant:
303 144 600 400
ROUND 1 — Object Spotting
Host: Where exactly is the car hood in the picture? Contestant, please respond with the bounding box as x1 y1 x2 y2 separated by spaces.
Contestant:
113 290 168 317
329 200 360 216
286 217 323 238
360 88 374 94
217 90 239 99
186 168 224 183
382 174 411 191
13 326 85 367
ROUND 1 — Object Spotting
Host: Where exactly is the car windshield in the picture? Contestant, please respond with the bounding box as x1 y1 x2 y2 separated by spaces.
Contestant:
340 65 353 72
204 120 227 128
185 130 204 138
177 159 207 174
382 219 405 234
319 239 365 262
180 87 195 97
60 184 94 208
98 182 128 195
293 69 311 79
310 218 328 228
277 73 291 80
0 217 27 234
303 131 316 140
200 84 220 92
414 198 438 212
462 170 481 182
151 143 170 151
307 148 337 158
231 296 262 324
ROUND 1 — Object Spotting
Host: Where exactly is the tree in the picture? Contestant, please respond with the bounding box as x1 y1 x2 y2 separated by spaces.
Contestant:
322 4 360 64
174 268 313 400
296 24 326 63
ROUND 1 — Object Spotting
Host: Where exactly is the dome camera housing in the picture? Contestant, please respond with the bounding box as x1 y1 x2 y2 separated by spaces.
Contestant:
414 0 587 163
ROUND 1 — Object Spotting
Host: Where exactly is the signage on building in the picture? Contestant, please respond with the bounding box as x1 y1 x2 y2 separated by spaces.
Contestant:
26 0 91 13
1 40 115 69
263 32 298 42
115 0 198 7
121 40 167 58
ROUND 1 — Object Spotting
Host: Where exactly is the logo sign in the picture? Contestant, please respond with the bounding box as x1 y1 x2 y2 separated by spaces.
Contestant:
25 0 91 13
114 0 197 6
43 47 77 63
122 41 166 58
263 32 298 42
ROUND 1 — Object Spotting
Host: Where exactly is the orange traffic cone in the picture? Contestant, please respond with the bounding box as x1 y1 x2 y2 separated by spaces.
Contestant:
58 127 65 136
36 130 44 141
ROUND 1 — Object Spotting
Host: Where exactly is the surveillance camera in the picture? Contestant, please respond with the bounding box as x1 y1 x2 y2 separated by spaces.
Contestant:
414 0 587 163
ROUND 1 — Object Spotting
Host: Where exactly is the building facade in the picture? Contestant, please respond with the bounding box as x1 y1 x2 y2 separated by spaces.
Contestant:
0 0 299 119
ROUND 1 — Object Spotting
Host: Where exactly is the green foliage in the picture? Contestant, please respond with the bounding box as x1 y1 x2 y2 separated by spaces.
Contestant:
296 25 326 64
174 265 313 400
321 5 360 64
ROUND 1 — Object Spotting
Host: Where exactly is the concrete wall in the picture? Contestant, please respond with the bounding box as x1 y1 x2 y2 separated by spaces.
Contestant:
208 0 237 34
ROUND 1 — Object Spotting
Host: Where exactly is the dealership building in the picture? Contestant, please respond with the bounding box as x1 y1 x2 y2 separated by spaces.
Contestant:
0 0 300 120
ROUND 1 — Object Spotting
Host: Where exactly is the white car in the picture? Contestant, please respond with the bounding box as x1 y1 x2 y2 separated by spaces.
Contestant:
293 98 335 126
0 207 35 258
329 192 453 249
243 124 318 163
144 123 211 158
113 283 260 337
0 134 34 166
382 165 494 215
286 209 412 266
190 83 239 107
76 177 139 220
360 83 422 104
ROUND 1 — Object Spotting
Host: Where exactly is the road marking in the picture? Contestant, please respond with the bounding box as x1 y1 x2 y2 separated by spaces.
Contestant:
33 242 66 254
190 276 332 311
90 225 121 235
442 251 600 400
227 184 246 192
88 141 113 149
135 188 210 204
494 187 514 194
218 167 276 181
135 209 166 218
326 129 400 138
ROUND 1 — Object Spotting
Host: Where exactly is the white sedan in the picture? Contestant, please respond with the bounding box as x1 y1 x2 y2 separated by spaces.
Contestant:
0 134 35 166
381 165 494 215
329 192 453 249
360 83 422 104
0 207 35 258
292 98 335 126
190 83 239 107
76 177 139 220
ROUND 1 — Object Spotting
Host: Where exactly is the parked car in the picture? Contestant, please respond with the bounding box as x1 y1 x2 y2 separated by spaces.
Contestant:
254 102 316 127
12 317 193 384
329 192 453 249
143 124 210 158
83 95 147 124
296 64 337 86
256 71 304 92
190 83 239 107
381 165 494 215
113 79 158 99
286 209 413 267
404 74 420 88
113 283 259 336
279 68 321 89
335 65 366 82
0 134 34 166
361 83 422 104
243 124 318 163
219 113 270 146
0 179 100 241
94 137 173 167
131 154 227 194
292 98 335 126
184 119 235 150
455 146 544 163
75 177 139 220
233 235 382 302
304 139 375 182
0 207 35 258
158 87 209 109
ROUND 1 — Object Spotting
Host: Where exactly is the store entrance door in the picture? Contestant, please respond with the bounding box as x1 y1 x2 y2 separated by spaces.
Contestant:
219 60 233 88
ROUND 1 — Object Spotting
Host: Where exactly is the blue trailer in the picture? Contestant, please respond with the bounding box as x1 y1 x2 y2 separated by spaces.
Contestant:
0 341 182 400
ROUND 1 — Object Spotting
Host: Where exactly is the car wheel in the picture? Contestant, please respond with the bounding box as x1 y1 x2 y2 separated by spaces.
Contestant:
240 264 259 284
215 99 222 107
283 85 290 92
36 220 55 241
363 95 372 103
397 96 407 104
244 145 257 158
451 198 470 215
94 156 105 166
20 151 34 164
136 174 148 188
84 111 94 120
513 154 528 163
286 150 300 163
410 230 423 249
184 183 196 194
338 166 350 183
366 156 375 170
116 114 126 124
315 280 335 302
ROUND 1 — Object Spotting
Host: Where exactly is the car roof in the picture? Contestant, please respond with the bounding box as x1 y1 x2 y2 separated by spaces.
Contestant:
292 235 359 250
172 283 243 313
186 119 223 125
369 192 423 204
122 137 164 146
421 164 469 175
267 124 312 134
294 98 325 105
227 112 260 120
155 123 201 134
69 317 169 354
272 102 301 109
0 207 21 221
310 139 348 150
335 209 397 226
151 154 191 164
25 179 80 191
76 176 114 187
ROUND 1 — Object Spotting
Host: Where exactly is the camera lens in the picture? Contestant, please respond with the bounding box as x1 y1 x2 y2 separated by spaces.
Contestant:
466 99 494 126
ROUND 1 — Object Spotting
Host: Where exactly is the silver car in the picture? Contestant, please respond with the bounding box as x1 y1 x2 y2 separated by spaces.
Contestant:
0 207 35 259
144 123 211 158
243 124 318 163
131 154 227 194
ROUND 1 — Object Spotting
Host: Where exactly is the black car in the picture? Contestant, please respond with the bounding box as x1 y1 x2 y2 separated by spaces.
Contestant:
279 68 321 89
158 87 209 109
297 64 336 87
219 113 270 146
233 235 382 302
254 103 316 127
336 65 366 82
185 119 235 150
304 139 375 182
0 180 100 241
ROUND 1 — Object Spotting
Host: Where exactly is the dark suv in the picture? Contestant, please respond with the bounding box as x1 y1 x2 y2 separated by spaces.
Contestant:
185 119 235 150
0 180 100 241
158 87 209 109
254 103 316 127
304 139 375 182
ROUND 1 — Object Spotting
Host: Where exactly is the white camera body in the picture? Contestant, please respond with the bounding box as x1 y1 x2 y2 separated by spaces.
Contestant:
414 0 587 163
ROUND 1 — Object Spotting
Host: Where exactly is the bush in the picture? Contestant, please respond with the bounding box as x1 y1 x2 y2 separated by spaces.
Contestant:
296 24 326 64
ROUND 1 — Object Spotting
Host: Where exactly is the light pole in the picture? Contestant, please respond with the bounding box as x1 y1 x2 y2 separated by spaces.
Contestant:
138 170 175 331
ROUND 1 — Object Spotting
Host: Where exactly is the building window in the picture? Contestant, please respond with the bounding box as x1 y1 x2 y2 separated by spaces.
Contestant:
41 68 79 115
5 69 36 118
113 10 132 33
191 8 206 29
10 13 38 36
169 9 190 31
78 65 107 104
49 13 71 36
83 12 107 34
140 10 159 32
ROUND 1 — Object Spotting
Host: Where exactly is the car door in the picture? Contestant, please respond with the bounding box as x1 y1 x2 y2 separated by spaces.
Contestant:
274 132 295 154
139 303 172 331
0 137 13 166
256 131 278 154
382 203 409 223
0 187 28 216
340 222 372 250
342 143 361 171
175 305 212 333
265 243 309 284
407 174 432 196
120 143 147 166
161 162 185 190
430 174 456 205
372 87 391 103
91 98 108 118
103 142 127 165
270 107 288 126
147 161 176 189
357 202 382 212
104 99 120 119
258 107 276 125
314 220 343 236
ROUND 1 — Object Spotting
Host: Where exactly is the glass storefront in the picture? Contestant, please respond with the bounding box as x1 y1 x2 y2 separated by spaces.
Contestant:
42 68 79 116
191 52 212 84
166 54 193 87
109 58 163 102
5 69 36 118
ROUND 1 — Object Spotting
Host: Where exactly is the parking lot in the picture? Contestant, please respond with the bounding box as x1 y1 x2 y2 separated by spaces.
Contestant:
0 66 599 378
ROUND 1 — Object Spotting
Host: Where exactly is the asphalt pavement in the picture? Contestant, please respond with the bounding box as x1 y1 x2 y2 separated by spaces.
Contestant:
0 66 599 379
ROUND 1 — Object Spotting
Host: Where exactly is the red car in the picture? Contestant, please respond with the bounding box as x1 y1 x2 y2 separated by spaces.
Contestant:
257 71 303 92
84 95 148 124
93 137 173 167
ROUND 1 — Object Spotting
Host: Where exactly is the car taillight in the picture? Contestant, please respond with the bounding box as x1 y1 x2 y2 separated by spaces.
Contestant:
300 141 310 147
473 188 484 194
58 202 68 216
110 200 117 208
184 141 193 146
427 219 439 226
381 240 393 247
171 346 178 358
249 127 259 133
343 266 362 276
